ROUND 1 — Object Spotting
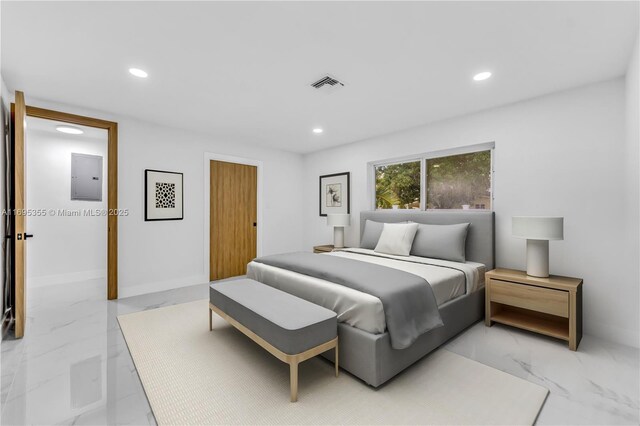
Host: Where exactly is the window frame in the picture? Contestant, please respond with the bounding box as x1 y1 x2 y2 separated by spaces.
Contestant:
368 142 495 211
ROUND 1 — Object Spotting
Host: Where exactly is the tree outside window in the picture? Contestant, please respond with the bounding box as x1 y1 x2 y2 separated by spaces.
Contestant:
375 161 421 209
374 148 492 211
426 150 491 210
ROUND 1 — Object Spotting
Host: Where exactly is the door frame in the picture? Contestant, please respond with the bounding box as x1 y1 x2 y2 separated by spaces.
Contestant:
22 105 119 300
203 152 263 281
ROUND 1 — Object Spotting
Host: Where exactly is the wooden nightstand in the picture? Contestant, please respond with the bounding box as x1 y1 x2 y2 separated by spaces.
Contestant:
485 268 583 350
313 245 336 253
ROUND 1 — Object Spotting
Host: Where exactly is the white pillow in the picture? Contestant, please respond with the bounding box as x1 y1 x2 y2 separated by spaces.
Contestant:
374 223 419 256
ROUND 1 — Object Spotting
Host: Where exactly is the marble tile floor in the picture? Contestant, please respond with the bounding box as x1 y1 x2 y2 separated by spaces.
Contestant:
445 321 639 425
1 279 638 425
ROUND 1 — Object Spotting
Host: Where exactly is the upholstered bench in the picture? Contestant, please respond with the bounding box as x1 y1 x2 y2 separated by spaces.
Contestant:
209 279 338 402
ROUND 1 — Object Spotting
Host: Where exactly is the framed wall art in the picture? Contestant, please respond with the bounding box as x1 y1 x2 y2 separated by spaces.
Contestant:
319 172 350 217
145 169 184 221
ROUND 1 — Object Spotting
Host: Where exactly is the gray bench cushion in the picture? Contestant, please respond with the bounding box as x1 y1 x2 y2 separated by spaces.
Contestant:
210 279 337 355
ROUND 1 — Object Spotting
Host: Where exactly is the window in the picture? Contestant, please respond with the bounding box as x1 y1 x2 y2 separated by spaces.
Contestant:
426 150 492 210
372 144 493 211
375 160 421 209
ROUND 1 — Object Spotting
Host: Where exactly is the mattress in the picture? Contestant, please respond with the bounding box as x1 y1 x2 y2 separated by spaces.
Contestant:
246 248 485 335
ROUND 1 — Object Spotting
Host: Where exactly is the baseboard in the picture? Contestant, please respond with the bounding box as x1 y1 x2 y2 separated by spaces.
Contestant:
118 274 209 299
28 269 106 287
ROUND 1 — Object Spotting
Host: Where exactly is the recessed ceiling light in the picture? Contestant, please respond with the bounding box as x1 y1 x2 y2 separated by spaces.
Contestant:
128 68 148 78
312 128 323 134
56 125 84 135
473 71 492 81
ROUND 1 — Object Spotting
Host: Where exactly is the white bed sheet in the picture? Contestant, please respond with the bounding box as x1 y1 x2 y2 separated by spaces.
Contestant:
246 249 485 335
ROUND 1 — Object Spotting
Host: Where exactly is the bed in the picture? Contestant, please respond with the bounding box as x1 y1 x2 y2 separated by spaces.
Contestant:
247 210 495 387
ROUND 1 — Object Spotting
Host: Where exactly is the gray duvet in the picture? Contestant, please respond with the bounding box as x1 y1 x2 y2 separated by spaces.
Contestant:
253 252 443 349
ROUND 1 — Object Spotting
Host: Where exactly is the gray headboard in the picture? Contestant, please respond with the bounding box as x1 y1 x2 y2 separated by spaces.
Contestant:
359 210 495 269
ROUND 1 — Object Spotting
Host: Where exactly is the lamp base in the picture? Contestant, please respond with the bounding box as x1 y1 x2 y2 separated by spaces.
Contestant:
526 239 549 278
333 227 345 249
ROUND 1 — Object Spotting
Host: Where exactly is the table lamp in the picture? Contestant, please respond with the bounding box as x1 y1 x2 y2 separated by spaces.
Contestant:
512 216 564 278
327 213 350 249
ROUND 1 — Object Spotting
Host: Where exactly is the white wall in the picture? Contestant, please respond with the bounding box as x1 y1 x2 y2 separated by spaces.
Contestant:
25 126 108 286
16 98 305 298
302 78 639 348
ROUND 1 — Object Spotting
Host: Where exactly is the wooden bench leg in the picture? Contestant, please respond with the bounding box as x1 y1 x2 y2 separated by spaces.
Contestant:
335 342 339 377
290 361 298 402
209 307 212 331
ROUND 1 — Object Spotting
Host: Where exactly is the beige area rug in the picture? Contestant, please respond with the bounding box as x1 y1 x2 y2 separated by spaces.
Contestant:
118 299 548 425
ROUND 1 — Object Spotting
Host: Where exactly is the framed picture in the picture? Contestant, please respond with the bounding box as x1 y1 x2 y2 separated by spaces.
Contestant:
319 172 350 217
145 169 184 221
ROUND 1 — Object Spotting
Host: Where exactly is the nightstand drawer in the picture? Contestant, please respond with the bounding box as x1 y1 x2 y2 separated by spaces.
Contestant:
489 279 569 317
313 245 335 253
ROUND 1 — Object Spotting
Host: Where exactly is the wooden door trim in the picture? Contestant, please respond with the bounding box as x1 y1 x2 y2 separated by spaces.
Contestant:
11 92 26 337
21 104 119 300
203 152 263 281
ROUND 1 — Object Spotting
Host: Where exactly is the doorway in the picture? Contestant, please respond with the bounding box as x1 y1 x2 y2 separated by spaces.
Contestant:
11 92 118 338
26 117 108 290
209 160 257 280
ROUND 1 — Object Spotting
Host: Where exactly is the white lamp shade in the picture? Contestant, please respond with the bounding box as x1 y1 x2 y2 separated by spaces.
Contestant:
512 216 564 240
327 213 350 227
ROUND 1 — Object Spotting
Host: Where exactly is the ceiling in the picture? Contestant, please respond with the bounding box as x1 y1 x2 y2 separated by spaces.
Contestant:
2 1 638 154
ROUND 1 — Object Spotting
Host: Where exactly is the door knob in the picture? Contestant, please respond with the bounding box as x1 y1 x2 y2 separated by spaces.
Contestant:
24 233 34 239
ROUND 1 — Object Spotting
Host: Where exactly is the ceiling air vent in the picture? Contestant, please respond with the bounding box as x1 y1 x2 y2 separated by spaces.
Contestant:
310 75 345 93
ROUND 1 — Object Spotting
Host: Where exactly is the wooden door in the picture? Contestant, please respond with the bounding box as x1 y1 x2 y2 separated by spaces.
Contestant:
210 160 257 280
11 91 26 338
